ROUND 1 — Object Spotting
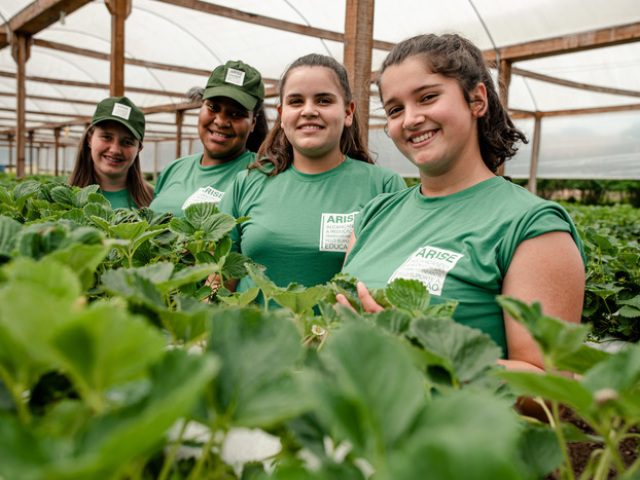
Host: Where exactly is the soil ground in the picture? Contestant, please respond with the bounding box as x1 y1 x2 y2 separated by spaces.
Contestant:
544 408 638 479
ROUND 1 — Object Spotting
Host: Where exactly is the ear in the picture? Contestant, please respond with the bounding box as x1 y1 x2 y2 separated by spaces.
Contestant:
250 112 257 133
470 83 488 118
276 104 283 128
344 100 356 128
138 142 144 153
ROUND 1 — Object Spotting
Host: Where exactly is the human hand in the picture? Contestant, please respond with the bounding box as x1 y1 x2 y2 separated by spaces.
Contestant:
335 281 385 314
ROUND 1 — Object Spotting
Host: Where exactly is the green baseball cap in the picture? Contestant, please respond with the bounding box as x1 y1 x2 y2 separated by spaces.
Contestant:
90 96 145 141
203 60 265 111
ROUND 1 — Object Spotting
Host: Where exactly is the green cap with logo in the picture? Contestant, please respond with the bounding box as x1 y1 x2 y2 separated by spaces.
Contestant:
203 60 265 111
90 96 145 141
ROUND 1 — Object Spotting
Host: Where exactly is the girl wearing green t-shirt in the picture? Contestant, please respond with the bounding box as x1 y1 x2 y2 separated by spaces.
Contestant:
69 96 153 209
219 54 406 296
337 34 585 378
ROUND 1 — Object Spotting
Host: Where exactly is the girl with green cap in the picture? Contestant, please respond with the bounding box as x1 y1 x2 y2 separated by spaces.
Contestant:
149 60 268 218
69 96 153 209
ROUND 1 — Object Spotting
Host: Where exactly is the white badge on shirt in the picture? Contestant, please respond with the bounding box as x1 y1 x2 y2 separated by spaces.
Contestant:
319 211 358 252
182 186 225 210
388 246 463 296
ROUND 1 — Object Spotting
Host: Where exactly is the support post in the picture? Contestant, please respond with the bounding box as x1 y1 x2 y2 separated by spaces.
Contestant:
497 59 512 177
54 127 60 176
153 141 159 181
28 131 34 175
12 32 30 179
527 114 542 195
105 0 131 97
343 0 375 149
7 134 13 173
175 110 184 159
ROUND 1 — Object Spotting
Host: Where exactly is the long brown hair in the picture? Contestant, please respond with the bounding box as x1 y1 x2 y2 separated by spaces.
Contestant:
251 53 372 176
377 34 527 173
68 125 154 208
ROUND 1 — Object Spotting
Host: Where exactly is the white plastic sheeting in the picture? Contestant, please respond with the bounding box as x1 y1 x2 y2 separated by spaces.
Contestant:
0 0 639 178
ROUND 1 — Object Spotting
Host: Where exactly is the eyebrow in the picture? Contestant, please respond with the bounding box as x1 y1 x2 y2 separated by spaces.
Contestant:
285 92 338 99
382 83 443 108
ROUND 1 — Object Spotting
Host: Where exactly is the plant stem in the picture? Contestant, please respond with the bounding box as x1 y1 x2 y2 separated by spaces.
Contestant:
552 401 575 480
186 425 220 480
158 419 188 480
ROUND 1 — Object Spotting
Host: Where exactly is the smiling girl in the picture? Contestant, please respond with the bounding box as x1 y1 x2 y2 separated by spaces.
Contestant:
149 60 268 218
338 34 586 374
218 54 406 297
69 96 153 209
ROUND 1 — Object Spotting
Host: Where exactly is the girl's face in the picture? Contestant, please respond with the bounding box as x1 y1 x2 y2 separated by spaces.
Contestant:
277 66 355 161
198 97 256 164
380 56 486 177
88 121 141 185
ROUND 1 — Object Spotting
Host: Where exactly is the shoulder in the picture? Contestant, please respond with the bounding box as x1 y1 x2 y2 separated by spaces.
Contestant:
359 185 416 219
158 153 202 177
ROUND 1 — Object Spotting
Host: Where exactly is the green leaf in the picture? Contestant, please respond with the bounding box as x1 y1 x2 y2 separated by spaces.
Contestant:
156 263 216 294
207 307 309 428
581 343 640 395
169 217 196 236
213 235 232 261
315 321 427 458
220 252 251 279
201 212 237 242
517 423 563 478
246 263 280 298
411 316 502 384
109 221 149 241
50 185 76 207
388 390 525 480
0 216 22 260
51 302 166 407
12 180 40 201
497 371 593 411
273 286 328 315
219 286 260 306
75 184 100 206
184 202 218 229
0 185 14 207
385 278 431 315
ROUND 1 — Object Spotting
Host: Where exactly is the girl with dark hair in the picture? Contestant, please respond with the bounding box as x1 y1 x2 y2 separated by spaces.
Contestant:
337 34 585 374
219 53 406 297
150 60 268 218
69 96 153 209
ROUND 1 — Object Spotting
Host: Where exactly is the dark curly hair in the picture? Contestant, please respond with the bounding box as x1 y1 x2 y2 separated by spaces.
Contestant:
251 53 372 176
377 33 527 173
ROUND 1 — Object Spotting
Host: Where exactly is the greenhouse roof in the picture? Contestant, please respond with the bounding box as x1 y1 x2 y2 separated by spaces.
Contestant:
0 0 639 179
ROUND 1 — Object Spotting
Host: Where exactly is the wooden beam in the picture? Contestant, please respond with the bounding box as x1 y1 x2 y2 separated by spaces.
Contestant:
483 22 640 62
9 0 93 36
0 70 186 97
344 0 375 147
106 0 129 97
53 127 60 176
527 115 542 194
497 59 512 176
512 67 640 99
175 110 184 158
538 103 640 117
13 33 29 179
154 0 395 51
0 27 8 49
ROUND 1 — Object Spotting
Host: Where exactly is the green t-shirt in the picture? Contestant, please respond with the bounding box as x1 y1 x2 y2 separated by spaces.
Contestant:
102 188 135 210
150 151 256 218
218 157 407 295
342 177 586 356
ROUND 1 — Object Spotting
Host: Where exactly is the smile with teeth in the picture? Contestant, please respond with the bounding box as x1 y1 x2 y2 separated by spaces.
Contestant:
411 131 435 143
210 130 232 139
299 125 323 130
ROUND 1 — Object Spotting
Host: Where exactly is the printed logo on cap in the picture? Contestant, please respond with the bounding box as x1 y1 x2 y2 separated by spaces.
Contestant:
112 103 132 120
225 68 245 86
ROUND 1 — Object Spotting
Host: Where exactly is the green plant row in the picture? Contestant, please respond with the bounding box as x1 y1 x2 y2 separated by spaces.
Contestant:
0 175 638 479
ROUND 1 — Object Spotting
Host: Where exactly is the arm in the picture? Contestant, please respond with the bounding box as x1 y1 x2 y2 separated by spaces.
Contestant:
500 230 585 372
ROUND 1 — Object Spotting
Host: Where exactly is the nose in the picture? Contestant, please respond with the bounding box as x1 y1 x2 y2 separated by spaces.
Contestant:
301 100 318 118
213 109 231 127
107 138 123 155
402 105 425 130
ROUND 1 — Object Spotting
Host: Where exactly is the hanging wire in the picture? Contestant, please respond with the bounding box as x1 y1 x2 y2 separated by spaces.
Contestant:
282 0 333 57
466 0 500 74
